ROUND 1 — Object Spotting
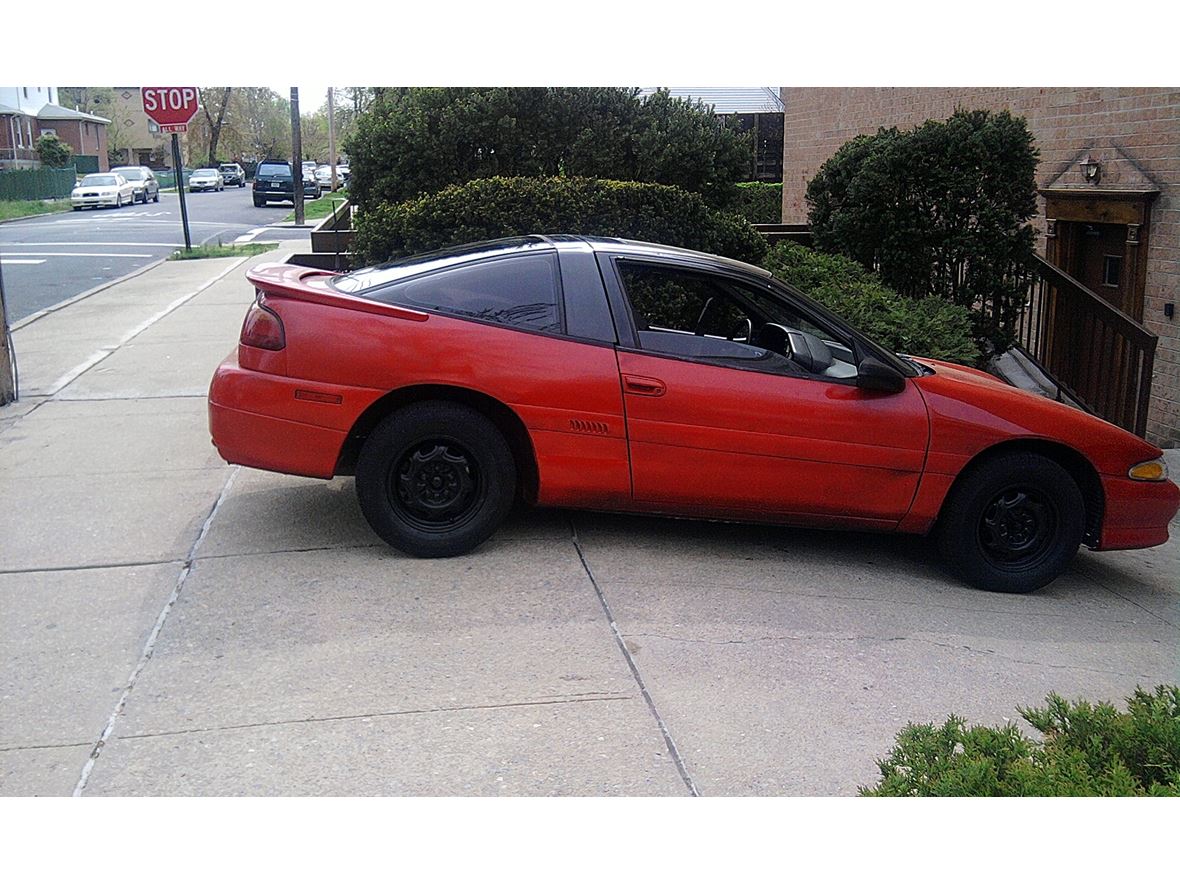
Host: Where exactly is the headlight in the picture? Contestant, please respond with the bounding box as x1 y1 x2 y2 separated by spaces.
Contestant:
1128 458 1168 482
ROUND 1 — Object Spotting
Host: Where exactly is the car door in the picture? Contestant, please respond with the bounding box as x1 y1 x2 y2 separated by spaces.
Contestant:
600 255 931 528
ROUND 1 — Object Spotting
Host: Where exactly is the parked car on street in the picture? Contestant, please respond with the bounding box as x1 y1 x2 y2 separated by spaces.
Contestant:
219 163 247 187
313 164 345 191
110 165 160 203
302 165 322 200
252 159 318 206
70 172 136 209
208 236 1179 593
189 168 225 192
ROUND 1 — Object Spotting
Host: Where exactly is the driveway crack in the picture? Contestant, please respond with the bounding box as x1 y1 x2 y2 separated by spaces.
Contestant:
570 518 698 796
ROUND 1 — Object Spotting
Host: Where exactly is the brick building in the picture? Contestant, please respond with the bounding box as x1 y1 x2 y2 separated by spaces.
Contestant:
779 88 1179 446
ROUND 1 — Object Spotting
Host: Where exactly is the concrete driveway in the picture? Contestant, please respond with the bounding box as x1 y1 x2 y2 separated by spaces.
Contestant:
2 246 1176 795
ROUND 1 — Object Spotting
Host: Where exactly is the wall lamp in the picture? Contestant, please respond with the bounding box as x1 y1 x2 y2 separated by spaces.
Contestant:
1079 153 1102 184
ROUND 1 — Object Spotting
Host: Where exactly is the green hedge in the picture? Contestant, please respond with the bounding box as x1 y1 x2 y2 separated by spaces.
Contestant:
732 182 783 224
761 242 980 365
806 109 1038 352
861 685 1180 796
352 176 768 266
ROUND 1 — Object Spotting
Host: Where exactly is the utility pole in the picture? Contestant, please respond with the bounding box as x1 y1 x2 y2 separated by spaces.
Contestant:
0 246 16 405
290 87 304 226
327 87 338 192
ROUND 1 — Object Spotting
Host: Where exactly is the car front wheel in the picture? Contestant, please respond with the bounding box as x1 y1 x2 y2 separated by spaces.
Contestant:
936 452 1084 593
355 402 517 558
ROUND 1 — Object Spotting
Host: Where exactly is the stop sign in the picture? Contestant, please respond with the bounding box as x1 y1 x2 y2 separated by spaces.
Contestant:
141 87 200 131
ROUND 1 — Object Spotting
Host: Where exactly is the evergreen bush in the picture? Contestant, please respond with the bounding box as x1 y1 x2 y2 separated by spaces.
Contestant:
343 87 750 211
806 109 1038 352
761 242 979 365
732 182 783 224
35 133 73 168
861 685 1180 796
352 176 767 267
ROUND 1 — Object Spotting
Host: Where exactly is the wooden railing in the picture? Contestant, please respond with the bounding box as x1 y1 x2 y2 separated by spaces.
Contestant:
751 223 813 247
1012 255 1157 437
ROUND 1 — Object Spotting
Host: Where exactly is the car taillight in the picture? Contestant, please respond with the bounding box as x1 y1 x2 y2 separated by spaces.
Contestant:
241 299 286 350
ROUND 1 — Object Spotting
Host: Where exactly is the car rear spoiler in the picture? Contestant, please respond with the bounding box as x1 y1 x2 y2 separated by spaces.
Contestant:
246 263 429 323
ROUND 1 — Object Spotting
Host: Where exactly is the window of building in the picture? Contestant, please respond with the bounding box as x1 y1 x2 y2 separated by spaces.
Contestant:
1103 255 1121 288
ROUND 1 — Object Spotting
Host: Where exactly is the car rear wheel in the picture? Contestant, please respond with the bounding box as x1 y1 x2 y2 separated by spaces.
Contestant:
355 402 517 558
936 452 1084 593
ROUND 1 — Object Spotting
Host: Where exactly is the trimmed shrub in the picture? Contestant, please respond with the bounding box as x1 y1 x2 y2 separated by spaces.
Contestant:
732 182 783 224
860 685 1180 796
35 133 73 168
761 242 979 365
352 176 768 266
806 109 1038 352
343 87 750 211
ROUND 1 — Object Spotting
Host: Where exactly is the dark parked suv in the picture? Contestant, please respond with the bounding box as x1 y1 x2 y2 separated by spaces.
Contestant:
253 159 301 206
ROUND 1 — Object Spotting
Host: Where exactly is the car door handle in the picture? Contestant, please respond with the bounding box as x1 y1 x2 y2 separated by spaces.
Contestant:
623 375 666 397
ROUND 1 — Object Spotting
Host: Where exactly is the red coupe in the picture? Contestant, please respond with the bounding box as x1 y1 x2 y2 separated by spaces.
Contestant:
208 236 1178 593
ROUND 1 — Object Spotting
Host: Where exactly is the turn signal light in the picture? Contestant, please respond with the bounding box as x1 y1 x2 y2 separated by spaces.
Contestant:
241 299 286 351
1128 459 1168 482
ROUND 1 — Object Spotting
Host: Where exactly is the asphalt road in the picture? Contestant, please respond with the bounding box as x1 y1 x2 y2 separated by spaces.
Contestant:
0 185 321 323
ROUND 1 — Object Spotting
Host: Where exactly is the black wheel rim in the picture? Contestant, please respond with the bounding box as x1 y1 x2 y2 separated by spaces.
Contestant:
388 438 485 533
977 486 1057 571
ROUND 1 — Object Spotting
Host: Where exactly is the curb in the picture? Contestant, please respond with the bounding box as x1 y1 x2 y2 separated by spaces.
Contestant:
12 258 169 331
0 206 72 226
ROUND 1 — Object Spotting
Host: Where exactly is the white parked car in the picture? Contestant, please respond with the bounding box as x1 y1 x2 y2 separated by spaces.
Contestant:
110 165 160 203
189 168 225 192
313 164 347 191
71 173 136 210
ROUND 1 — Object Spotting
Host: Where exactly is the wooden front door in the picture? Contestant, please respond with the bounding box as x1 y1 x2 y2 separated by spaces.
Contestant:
1061 222 1132 315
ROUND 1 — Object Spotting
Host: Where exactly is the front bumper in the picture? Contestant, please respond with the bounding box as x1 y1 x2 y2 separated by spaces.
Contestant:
1097 474 1180 550
71 194 119 207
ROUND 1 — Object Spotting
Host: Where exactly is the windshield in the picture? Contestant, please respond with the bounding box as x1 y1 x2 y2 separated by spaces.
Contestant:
194 169 217 176
114 168 144 180
80 175 117 186
219 165 238 172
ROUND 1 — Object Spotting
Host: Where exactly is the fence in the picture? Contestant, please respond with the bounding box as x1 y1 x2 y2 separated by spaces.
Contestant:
74 155 100 174
0 166 77 201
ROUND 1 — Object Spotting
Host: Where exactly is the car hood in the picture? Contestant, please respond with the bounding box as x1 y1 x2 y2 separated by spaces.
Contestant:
910 356 1162 475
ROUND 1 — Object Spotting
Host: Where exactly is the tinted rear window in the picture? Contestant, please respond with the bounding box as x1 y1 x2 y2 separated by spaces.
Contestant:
357 254 562 333
257 163 291 177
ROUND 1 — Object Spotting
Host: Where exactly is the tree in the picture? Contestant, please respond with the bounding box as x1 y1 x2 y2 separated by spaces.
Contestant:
806 109 1039 351
35 133 72 167
198 87 233 165
343 87 750 211
57 87 114 115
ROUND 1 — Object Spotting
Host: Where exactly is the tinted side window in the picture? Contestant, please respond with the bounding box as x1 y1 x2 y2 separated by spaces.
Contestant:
368 254 562 333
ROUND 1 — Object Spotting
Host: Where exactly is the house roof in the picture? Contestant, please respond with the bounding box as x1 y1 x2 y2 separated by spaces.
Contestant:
0 102 22 116
638 88 784 115
34 103 110 124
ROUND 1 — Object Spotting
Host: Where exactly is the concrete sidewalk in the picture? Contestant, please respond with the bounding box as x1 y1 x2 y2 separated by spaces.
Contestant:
1 248 1177 796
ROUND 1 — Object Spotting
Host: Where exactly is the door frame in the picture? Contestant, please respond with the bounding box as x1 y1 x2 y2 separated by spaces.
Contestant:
1040 187 1158 323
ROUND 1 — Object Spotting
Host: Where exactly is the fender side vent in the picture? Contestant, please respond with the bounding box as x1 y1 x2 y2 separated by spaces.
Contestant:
570 418 610 435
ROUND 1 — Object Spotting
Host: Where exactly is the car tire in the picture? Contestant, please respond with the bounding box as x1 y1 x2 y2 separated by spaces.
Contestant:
153 190 160 202
935 452 1084 594
253 196 264 207
355 401 517 558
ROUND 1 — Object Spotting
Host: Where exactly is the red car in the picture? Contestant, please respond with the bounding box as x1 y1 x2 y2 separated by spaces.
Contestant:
208 236 1178 593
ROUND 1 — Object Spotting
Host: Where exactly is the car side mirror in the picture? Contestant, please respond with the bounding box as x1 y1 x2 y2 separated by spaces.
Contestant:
856 354 906 394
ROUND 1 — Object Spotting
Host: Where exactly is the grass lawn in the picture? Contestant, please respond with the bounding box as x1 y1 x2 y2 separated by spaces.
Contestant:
168 242 278 261
0 199 73 222
282 192 350 222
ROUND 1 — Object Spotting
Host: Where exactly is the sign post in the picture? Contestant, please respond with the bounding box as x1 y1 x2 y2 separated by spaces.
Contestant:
141 87 201 253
